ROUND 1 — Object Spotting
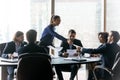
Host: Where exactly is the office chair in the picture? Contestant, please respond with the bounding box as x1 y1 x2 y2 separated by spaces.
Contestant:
16 53 53 80
0 43 8 80
0 43 6 56
93 52 120 80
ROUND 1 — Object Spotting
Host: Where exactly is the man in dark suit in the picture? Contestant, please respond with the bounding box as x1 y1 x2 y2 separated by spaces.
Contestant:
18 29 54 78
2 31 27 80
87 32 109 80
18 29 47 55
55 29 83 80
80 31 120 80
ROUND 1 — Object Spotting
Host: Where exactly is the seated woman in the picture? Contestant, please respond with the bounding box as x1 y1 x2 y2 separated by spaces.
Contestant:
2 31 27 80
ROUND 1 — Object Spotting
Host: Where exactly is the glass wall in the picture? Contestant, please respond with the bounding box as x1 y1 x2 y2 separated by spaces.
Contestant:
0 0 30 43
31 0 51 41
54 0 104 48
0 0 51 43
0 0 104 48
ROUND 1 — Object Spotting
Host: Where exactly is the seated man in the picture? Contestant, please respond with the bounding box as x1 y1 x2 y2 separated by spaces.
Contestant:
87 32 109 80
18 29 54 79
18 29 47 55
55 29 83 80
80 31 120 80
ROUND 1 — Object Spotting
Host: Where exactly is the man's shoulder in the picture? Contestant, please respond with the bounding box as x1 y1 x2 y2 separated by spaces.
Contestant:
18 44 32 54
22 41 27 45
74 39 81 42
73 39 82 46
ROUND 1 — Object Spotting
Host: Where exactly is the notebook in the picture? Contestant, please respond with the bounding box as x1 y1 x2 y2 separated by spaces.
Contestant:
72 58 87 62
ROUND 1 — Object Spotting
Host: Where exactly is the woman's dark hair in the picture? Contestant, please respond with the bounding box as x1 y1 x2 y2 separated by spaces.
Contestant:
50 15 60 24
98 32 109 42
26 29 37 43
68 29 76 34
111 31 120 43
13 31 24 41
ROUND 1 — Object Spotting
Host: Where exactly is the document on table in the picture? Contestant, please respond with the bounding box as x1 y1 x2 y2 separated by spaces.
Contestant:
64 57 77 60
67 49 77 57
48 45 63 58
13 52 18 57
0 58 18 63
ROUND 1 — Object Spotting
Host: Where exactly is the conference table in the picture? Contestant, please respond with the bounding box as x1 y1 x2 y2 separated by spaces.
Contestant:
0 57 101 80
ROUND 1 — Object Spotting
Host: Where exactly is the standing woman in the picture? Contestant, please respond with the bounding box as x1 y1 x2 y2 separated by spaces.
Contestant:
39 15 67 53
2 31 27 80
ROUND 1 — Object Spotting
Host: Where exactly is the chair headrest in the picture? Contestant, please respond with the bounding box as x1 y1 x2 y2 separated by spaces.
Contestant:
18 52 51 60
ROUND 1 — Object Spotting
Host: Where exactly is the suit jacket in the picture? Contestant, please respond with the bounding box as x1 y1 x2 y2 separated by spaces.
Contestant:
82 43 120 69
2 41 27 58
3 41 27 54
59 39 83 57
18 43 51 60
0 43 6 56
18 43 48 55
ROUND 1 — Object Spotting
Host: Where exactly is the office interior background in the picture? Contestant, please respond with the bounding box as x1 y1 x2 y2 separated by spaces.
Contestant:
0 0 120 47
0 0 120 80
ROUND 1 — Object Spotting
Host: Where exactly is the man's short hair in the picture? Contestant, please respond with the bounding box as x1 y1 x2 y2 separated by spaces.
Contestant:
111 31 120 43
68 29 76 34
26 29 37 43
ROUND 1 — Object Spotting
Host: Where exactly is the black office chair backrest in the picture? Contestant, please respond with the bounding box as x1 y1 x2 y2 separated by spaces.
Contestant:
112 57 120 80
18 52 51 61
93 52 120 80
16 53 53 80
0 43 6 56
114 51 120 63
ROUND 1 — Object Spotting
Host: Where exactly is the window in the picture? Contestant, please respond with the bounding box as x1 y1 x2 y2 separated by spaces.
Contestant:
54 0 104 47
31 0 51 41
0 0 104 48
0 0 30 42
0 0 51 43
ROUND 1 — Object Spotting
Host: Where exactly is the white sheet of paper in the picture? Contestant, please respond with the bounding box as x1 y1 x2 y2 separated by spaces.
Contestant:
67 49 77 57
48 45 63 57
47 45 55 50
13 52 18 57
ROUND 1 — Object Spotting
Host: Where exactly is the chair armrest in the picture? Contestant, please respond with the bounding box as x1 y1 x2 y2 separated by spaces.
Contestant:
93 65 113 80
94 65 112 75
94 65 113 76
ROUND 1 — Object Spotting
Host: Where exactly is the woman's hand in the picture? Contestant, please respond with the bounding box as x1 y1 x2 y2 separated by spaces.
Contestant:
8 54 14 59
